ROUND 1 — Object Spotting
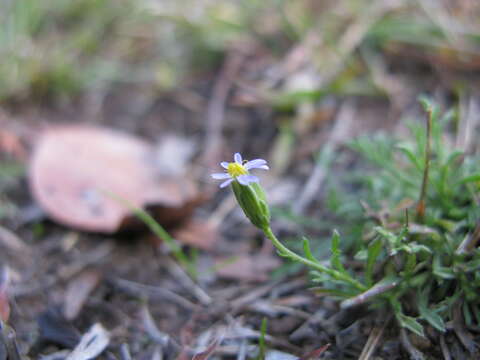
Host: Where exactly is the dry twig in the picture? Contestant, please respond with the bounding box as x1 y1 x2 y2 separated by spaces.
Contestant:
452 303 477 354
358 315 392 360
110 277 197 310
439 334 452 360
400 328 425 360
164 257 212 306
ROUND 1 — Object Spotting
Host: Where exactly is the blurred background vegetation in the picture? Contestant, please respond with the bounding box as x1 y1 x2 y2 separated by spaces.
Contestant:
2 0 479 104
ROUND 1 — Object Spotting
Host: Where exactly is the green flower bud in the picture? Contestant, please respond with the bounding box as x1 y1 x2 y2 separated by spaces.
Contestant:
231 181 270 230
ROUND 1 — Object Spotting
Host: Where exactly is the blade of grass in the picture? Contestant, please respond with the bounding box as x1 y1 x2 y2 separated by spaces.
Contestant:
256 318 268 360
105 191 196 278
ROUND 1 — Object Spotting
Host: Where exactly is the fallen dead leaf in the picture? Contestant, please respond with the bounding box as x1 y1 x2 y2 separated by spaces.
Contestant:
29 125 198 233
172 220 219 250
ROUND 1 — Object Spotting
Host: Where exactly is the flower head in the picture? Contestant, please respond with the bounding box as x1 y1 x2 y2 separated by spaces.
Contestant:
212 153 270 229
211 152 269 188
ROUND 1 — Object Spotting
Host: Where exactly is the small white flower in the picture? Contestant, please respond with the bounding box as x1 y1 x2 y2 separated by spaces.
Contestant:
211 152 269 188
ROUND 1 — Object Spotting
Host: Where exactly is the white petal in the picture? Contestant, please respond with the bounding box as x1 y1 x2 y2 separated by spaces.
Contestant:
257 165 269 170
245 159 267 170
220 178 234 188
211 173 231 179
234 153 242 164
237 174 259 185
221 162 229 169
237 175 248 185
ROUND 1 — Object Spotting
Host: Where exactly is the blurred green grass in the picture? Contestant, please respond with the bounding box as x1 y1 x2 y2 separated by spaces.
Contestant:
1 0 141 99
0 0 268 101
1 0 479 102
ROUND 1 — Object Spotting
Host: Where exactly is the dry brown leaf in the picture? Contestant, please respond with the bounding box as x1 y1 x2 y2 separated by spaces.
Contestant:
215 253 280 282
29 125 198 232
63 269 101 321
172 220 219 250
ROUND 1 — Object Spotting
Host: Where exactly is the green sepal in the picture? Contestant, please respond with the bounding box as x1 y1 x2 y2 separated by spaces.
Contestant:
231 180 271 230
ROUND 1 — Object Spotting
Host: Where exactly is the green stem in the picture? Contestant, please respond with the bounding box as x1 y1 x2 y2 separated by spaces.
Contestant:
416 104 432 222
262 226 366 291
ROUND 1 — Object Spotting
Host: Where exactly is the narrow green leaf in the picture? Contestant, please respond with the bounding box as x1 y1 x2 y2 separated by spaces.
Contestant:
374 227 399 255
276 248 292 259
445 150 464 167
365 239 382 286
354 249 368 261
330 230 346 272
409 272 429 287
256 318 267 360
310 287 357 299
403 253 416 276
302 237 317 263
391 298 425 337
463 302 473 326
396 313 425 337
396 145 422 170
408 244 432 254
463 258 480 272
418 296 445 332
457 173 480 185
436 291 462 313
433 256 455 279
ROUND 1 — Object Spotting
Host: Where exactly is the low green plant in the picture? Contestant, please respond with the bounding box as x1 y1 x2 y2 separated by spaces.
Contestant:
216 97 480 338
320 97 480 337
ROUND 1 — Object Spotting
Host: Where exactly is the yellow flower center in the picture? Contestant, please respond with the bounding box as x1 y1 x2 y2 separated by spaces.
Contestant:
227 162 247 178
